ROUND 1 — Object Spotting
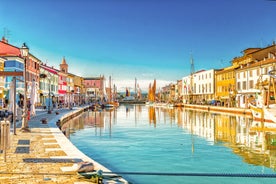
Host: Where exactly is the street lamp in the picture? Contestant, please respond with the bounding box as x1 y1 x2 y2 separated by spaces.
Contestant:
20 43 30 132
40 73 52 114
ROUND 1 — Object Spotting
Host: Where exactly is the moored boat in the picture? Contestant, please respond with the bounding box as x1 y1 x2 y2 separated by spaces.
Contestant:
249 69 276 123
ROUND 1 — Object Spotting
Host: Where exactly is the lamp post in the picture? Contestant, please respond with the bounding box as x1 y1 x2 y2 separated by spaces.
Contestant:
20 43 30 132
40 73 52 114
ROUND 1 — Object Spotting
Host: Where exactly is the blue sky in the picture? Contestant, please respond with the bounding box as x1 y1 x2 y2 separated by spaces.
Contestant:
1 0 276 91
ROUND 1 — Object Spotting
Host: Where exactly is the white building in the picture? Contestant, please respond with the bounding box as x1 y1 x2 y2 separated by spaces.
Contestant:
235 45 276 108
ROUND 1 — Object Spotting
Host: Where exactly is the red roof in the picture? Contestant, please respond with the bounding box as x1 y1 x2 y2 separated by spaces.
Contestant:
40 64 58 74
0 41 21 56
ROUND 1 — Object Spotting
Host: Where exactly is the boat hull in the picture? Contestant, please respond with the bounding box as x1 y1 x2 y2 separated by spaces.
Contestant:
249 103 276 123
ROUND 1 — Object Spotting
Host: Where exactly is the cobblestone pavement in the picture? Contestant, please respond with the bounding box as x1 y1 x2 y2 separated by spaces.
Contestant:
0 108 127 184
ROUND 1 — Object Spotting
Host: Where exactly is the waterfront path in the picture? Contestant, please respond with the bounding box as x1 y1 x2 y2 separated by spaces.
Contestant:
0 107 127 184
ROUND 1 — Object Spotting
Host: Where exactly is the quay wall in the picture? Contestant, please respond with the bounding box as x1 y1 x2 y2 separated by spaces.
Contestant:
49 106 128 183
184 104 252 117
59 107 87 124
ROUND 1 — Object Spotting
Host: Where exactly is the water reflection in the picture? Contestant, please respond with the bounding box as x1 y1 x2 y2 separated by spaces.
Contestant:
64 105 276 171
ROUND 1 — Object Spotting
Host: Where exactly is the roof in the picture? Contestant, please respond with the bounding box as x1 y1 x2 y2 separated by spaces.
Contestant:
40 64 59 75
83 77 104 80
0 40 21 56
61 56 67 64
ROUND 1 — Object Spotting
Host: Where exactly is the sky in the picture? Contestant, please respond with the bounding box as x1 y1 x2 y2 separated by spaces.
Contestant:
1 0 276 92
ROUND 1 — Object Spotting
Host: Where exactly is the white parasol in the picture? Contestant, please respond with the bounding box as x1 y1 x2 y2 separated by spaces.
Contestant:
8 80 15 113
30 79 37 116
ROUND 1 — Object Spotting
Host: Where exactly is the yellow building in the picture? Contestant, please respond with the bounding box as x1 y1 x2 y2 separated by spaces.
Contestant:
67 73 75 102
73 74 84 105
216 66 237 107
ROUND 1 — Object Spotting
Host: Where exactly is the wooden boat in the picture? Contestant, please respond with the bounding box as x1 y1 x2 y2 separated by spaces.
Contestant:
249 103 276 123
249 69 276 123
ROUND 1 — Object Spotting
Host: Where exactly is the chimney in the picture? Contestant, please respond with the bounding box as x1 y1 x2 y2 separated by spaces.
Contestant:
1 36 8 43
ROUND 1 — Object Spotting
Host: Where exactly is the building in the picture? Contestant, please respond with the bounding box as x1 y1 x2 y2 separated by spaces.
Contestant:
0 38 42 109
234 43 276 108
175 79 182 102
73 74 84 105
39 64 59 108
58 57 68 104
67 73 76 106
191 69 216 104
0 38 23 105
83 76 104 103
0 57 5 108
182 75 193 104
216 66 236 107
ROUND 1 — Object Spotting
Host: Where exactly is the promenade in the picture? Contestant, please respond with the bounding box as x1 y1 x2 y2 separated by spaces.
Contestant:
0 107 127 184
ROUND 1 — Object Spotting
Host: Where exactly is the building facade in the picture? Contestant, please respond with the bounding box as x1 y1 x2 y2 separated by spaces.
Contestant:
39 64 59 108
58 57 68 104
235 44 276 108
83 76 104 103
216 66 236 107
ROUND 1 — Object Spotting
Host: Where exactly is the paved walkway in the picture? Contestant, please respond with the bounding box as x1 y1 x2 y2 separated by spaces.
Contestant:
0 107 127 184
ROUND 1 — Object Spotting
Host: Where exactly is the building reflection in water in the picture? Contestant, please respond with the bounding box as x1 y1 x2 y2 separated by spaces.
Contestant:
63 105 276 171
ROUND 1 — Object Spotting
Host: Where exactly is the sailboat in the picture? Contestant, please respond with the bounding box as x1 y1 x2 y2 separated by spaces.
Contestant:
104 76 119 108
146 79 156 106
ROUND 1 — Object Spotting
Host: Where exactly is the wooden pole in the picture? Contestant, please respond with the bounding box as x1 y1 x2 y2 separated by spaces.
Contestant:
267 76 271 107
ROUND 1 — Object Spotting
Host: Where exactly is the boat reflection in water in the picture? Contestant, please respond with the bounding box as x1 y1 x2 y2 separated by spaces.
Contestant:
64 105 276 183
180 108 276 171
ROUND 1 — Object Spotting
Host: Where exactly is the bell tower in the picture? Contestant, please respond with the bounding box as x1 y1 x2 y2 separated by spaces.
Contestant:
60 56 68 73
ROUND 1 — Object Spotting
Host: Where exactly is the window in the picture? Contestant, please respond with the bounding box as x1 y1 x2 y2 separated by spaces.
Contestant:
242 81 246 90
237 82 241 90
249 80 254 89
199 85 201 93
264 67 268 75
249 70 253 77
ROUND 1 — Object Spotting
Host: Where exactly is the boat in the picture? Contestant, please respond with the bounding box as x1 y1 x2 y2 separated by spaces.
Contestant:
146 79 156 105
103 76 119 108
249 103 276 123
249 70 276 123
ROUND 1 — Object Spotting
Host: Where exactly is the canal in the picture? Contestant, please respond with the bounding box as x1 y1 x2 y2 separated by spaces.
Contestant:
63 105 276 184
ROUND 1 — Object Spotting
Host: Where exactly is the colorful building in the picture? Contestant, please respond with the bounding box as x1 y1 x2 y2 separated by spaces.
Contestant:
216 65 237 107
39 64 59 108
234 43 276 108
58 57 68 104
83 76 104 103
73 74 84 105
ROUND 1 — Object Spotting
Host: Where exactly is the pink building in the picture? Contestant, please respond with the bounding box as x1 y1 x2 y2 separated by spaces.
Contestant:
83 76 104 102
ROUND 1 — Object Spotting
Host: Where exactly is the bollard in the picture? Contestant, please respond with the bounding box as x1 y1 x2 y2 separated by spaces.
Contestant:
1 119 11 162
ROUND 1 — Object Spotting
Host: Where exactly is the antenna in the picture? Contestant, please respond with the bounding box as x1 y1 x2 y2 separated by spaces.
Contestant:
3 27 11 40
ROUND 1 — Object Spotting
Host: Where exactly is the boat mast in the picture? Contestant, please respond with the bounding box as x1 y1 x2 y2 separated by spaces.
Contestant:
135 77 137 99
190 54 195 104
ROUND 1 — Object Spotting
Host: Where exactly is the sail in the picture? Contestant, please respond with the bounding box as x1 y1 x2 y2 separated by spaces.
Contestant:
152 79 156 101
148 83 152 101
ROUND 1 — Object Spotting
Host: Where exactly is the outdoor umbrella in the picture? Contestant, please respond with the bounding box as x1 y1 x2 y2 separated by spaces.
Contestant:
30 79 37 116
8 80 15 113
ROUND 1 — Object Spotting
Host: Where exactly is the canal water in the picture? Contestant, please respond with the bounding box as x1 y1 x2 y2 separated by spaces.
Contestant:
63 105 276 184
